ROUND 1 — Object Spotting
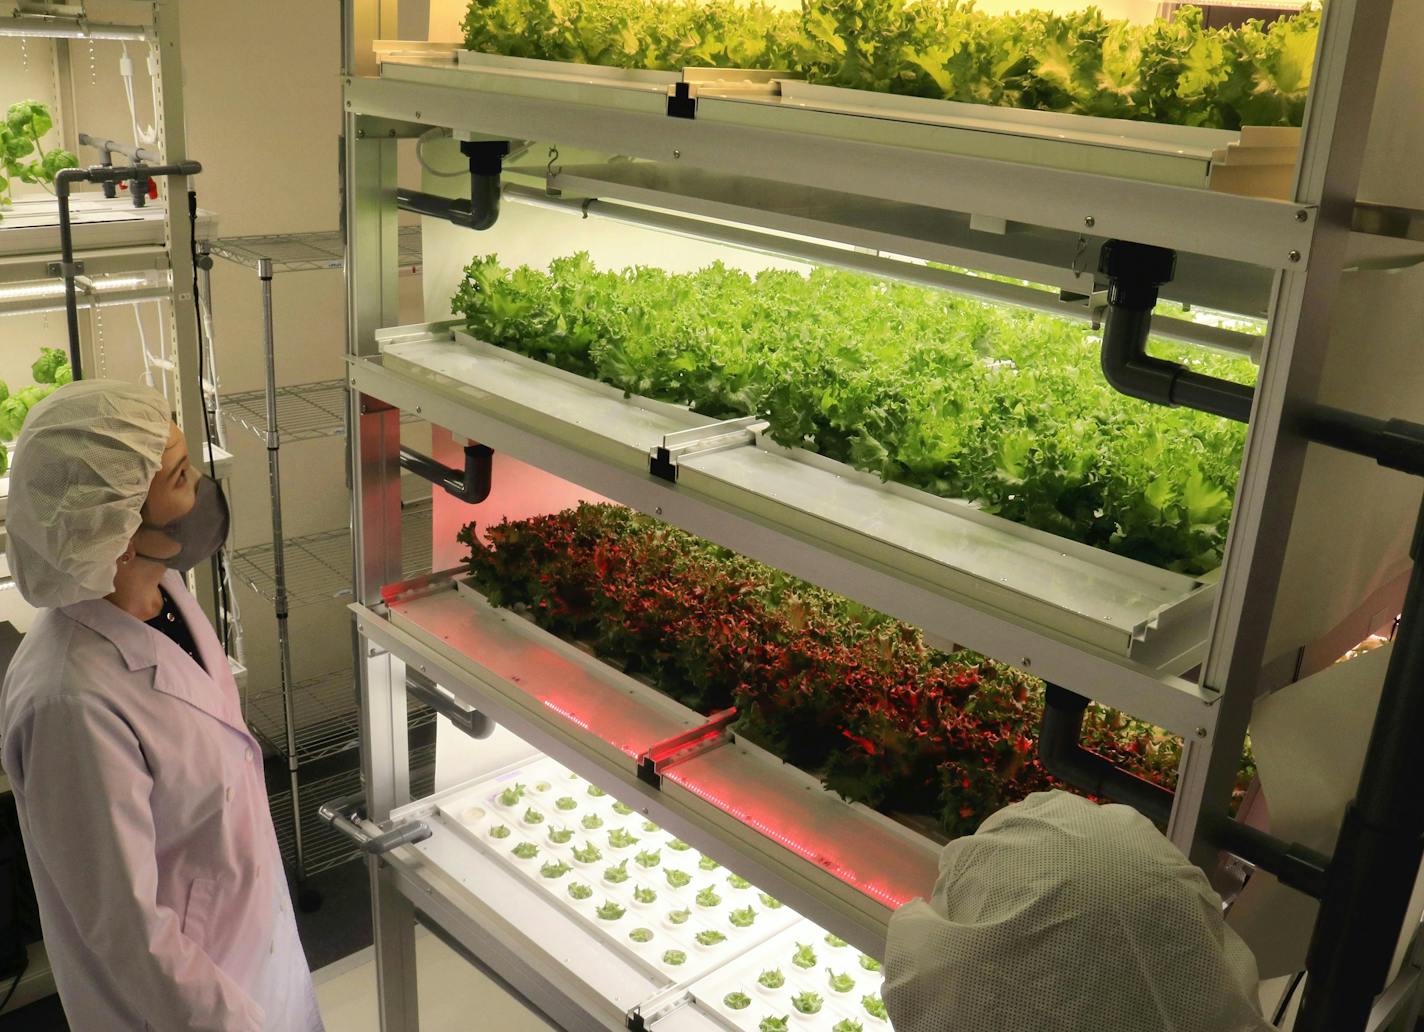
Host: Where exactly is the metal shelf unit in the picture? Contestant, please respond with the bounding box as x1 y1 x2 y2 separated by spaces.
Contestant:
220 378 422 442
204 226 426 887
340 3 1424 1030
245 667 438 766
230 501 433 608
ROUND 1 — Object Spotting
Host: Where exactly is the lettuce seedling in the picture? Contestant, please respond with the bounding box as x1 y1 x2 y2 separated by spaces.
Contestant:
595 901 625 921
730 906 756 928
792 992 823 1015
758 968 785 989
696 886 722 908
696 930 726 946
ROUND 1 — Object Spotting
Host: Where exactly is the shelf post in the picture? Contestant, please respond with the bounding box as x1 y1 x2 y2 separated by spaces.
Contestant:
1170 0 1396 870
345 0 420 1028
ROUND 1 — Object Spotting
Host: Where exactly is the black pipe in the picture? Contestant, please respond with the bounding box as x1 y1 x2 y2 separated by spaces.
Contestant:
1294 492 1424 1032
1300 406 1424 478
400 443 494 505
1098 240 1255 423
1037 683 1176 825
1208 816 1330 899
397 139 510 232
55 160 203 376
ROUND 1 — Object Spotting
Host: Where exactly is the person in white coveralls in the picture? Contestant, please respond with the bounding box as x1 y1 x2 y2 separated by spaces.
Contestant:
0 381 323 1031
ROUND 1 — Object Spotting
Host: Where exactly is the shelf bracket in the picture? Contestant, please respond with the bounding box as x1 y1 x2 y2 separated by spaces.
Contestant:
407 670 496 740
666 82 697 120
649 416 767 482
318 792 432 855
636 708 738 788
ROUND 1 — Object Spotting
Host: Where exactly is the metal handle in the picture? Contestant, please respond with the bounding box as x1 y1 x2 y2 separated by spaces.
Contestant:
318 792 432 855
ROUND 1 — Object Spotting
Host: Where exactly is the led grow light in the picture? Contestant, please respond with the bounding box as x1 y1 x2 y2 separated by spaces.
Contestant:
0 16 150 41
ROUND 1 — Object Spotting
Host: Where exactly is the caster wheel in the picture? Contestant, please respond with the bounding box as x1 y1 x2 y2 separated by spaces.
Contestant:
297 886 324 914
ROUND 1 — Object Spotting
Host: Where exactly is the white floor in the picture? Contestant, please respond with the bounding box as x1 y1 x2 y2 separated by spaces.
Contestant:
313 928 559 1032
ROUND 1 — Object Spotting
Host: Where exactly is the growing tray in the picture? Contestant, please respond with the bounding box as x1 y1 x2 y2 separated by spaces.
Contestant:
355 577 943 948
372 325 1217 672
380 49 1243 191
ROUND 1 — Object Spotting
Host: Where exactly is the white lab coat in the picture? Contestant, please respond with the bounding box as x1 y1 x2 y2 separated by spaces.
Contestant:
0 571 324 1032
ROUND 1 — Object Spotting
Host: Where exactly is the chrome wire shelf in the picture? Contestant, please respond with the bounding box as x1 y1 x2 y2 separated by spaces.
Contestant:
245 669 439 766
271 742 437 876
219 379 423 442
230 502 432 609
207 226 422 274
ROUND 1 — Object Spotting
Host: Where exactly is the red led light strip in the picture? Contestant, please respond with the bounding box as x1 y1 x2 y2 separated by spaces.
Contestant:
666 771 911 909
540 698 641 758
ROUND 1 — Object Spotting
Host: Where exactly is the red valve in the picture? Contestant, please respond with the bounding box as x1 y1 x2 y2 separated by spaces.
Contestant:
147 178 158 200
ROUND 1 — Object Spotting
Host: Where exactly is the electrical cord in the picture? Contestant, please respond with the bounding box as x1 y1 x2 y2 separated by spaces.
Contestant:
188 189 230 654
1272 970 1306 1026
415 128 467 178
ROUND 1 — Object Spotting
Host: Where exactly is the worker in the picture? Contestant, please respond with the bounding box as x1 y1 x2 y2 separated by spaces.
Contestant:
883 790 1272 1032
0 381 323 1031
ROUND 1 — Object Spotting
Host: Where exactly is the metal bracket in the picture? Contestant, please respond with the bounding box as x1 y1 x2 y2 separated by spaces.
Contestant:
636 708 738 787
46 259 84 277
318 792 433 854
649 416 767 483
666 82 697 119
407 670 495 740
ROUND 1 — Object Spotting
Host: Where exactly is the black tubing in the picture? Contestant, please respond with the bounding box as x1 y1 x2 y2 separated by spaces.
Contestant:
1098 239 1254 424
400 443 494 504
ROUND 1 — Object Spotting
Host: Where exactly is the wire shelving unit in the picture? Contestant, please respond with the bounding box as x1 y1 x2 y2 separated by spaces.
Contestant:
204 225 426 894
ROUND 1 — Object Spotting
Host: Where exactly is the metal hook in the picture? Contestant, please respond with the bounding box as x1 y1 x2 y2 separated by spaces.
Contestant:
546 145 561 182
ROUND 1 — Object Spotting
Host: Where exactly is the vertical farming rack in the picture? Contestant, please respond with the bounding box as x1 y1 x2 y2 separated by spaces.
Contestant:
333 1 1424 1028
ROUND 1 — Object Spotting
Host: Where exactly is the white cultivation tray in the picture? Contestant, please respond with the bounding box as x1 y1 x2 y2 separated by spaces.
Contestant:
684 921 891 1032
434 756 800 983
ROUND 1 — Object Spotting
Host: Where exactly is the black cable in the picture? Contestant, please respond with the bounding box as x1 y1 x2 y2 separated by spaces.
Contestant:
0 953 28 1014
1273 970 1306 1026
188 190 229 654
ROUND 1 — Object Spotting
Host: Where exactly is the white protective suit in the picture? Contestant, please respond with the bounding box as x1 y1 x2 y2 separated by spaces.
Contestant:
0 382 323 1032
884 791 1271 1032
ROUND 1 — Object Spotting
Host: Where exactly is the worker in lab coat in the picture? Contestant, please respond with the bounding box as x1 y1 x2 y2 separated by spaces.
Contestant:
882 790 1272 1032
0 381 323 1032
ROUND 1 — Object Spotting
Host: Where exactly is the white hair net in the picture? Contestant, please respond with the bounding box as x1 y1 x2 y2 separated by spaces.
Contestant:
884 791 1271 1032
5 379 171 609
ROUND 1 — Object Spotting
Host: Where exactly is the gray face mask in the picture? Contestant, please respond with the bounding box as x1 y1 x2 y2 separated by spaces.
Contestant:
135 474 230 572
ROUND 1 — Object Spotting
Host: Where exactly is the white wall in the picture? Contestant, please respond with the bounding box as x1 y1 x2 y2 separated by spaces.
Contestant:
0 1 388 697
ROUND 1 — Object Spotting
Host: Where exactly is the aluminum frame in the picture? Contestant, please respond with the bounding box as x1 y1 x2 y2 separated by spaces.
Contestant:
343 0 1413 1025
